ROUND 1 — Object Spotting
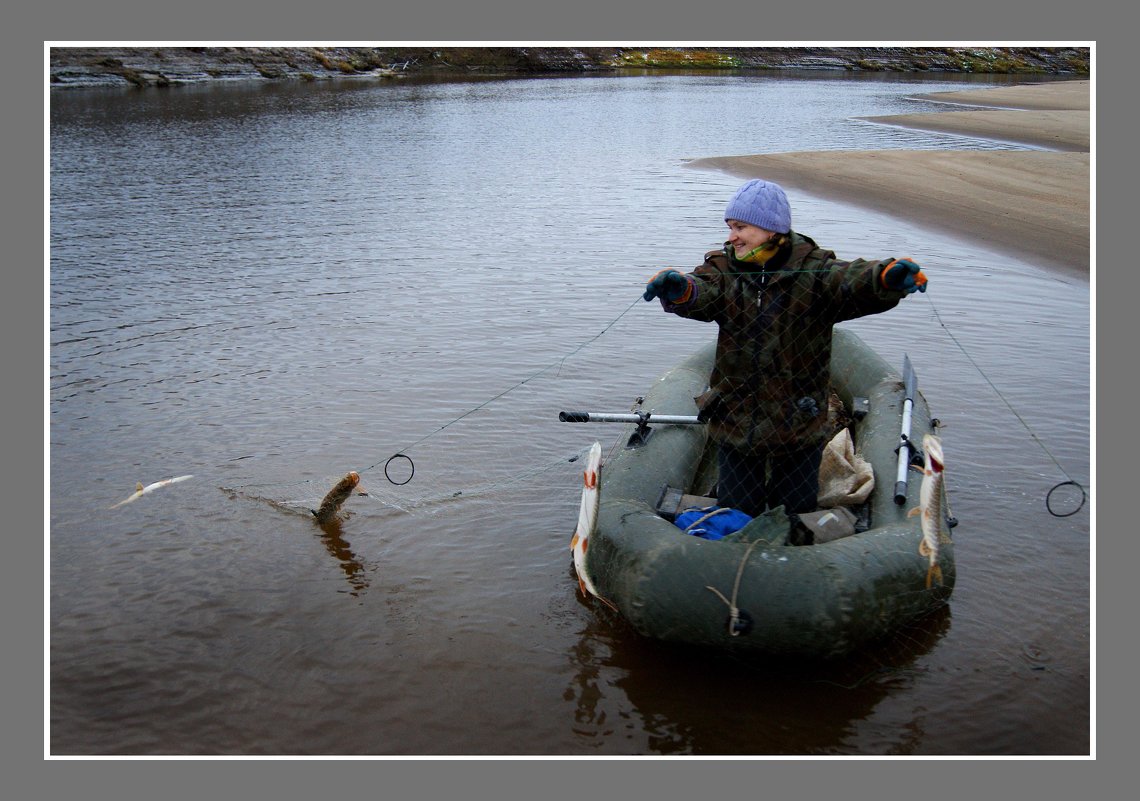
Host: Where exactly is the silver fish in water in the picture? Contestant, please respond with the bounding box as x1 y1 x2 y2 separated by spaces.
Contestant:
109 475 194 509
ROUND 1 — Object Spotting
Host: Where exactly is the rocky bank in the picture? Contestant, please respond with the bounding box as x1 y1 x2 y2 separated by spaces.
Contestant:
49 46 1090 89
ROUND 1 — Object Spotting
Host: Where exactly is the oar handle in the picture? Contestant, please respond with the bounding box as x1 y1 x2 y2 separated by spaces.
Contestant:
559 411 591 422
559 411 703 425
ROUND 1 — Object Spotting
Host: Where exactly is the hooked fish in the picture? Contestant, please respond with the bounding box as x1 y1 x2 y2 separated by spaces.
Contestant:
109 475 194 509
312 471 367 524
569 442 606 603
908 433 950 588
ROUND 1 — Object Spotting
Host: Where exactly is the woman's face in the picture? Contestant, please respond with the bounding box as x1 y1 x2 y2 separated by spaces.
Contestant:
726 219 775 255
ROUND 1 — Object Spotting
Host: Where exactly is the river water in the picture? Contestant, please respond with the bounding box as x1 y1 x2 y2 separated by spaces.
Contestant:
49 71 1090 756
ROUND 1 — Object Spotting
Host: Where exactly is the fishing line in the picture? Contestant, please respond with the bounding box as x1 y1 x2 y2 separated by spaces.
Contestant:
358 294 646 485
358 444 594 515
922 291 1087 517
218 292 645 507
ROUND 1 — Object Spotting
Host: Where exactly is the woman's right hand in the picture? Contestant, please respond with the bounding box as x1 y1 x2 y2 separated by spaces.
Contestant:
643 269 692 302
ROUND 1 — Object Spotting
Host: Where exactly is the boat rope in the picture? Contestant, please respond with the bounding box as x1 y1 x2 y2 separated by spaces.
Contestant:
921 291 1087 518
705 537 766 637
682 507 734 535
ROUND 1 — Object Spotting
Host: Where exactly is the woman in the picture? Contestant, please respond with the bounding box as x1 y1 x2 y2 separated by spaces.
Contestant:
643 178 926 517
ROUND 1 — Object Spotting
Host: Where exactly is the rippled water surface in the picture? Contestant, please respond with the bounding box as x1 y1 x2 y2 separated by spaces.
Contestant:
49 71 1090 755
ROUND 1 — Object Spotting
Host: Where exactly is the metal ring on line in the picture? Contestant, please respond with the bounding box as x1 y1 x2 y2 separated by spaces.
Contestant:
384 453 414 486
1045 480 1086 518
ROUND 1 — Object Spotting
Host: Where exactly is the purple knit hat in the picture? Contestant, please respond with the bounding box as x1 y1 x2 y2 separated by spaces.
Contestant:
724 179 792 234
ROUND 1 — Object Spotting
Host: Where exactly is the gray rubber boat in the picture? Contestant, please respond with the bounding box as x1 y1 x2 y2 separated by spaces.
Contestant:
563 327 955 658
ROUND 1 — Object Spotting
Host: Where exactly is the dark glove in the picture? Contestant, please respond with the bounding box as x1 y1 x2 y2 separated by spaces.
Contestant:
643 269 692 302
881 258 928 294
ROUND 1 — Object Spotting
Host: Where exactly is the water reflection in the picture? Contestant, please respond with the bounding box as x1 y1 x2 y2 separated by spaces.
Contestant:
564 579 953 755
313 515 374 597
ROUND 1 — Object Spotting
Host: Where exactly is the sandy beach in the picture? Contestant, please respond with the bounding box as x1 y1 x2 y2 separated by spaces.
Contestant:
690 80 1090 278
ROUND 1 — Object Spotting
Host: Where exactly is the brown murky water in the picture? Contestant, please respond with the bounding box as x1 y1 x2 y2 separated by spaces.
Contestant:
49 72 1089 755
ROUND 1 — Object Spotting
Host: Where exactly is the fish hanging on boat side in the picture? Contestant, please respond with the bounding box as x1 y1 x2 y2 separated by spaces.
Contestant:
908 433 951 588
109 475 194 509
312 471 367 524
569 442 615 608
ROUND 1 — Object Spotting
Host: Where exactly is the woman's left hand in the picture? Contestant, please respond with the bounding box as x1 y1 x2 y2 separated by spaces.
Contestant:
881 258 928 293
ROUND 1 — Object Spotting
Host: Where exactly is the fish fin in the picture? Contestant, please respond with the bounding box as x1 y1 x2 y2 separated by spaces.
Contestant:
136 482 145 492
907 506 921 518
919 539 931 556
925 563 943 589
570 532 579 551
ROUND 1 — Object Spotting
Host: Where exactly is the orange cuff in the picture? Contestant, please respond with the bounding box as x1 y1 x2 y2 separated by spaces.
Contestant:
672 279 694 305
880 257 919 290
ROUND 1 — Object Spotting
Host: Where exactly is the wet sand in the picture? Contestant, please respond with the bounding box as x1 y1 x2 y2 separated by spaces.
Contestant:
690 80 1090 278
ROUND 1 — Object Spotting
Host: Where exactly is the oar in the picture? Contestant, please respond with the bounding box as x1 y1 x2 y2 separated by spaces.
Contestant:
894 354 918 505
560 410 704 447
559 411 703 425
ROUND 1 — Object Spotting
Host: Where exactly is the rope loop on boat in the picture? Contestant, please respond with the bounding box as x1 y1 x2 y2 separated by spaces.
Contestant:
705 537 765 637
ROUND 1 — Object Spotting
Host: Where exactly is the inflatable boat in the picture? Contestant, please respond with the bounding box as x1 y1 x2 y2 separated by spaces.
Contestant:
562 327 955 658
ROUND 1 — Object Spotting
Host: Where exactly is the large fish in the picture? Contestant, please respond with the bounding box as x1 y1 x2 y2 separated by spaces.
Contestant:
569 442 606 603
909 433 949 588
312 471 367 524
109 475 194 509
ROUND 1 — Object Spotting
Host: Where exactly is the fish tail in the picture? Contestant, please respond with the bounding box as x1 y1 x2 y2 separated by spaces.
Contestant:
925 563 943 589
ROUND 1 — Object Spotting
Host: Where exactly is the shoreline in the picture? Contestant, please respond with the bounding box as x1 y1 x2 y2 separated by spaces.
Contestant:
48 47 1090 90
689 80 1091 279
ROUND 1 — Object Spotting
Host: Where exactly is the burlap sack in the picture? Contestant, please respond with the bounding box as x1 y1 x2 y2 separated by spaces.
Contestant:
816 428 874 508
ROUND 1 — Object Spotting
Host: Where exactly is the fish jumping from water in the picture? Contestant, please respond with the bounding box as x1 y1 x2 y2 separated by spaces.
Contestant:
109 475 194 509
569 442 609 605
908 433 950 588
312 471 367 524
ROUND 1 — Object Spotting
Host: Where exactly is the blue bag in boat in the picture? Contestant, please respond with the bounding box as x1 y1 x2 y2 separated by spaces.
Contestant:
674 505 753 540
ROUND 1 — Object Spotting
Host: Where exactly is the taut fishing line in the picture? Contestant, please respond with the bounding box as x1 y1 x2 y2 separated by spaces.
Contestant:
168 267 1086 525
921 290 1087 518
218 293 646 517
358 294 644 479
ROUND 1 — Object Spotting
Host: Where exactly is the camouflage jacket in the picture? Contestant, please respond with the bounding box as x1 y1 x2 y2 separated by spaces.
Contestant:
662 231 908 451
